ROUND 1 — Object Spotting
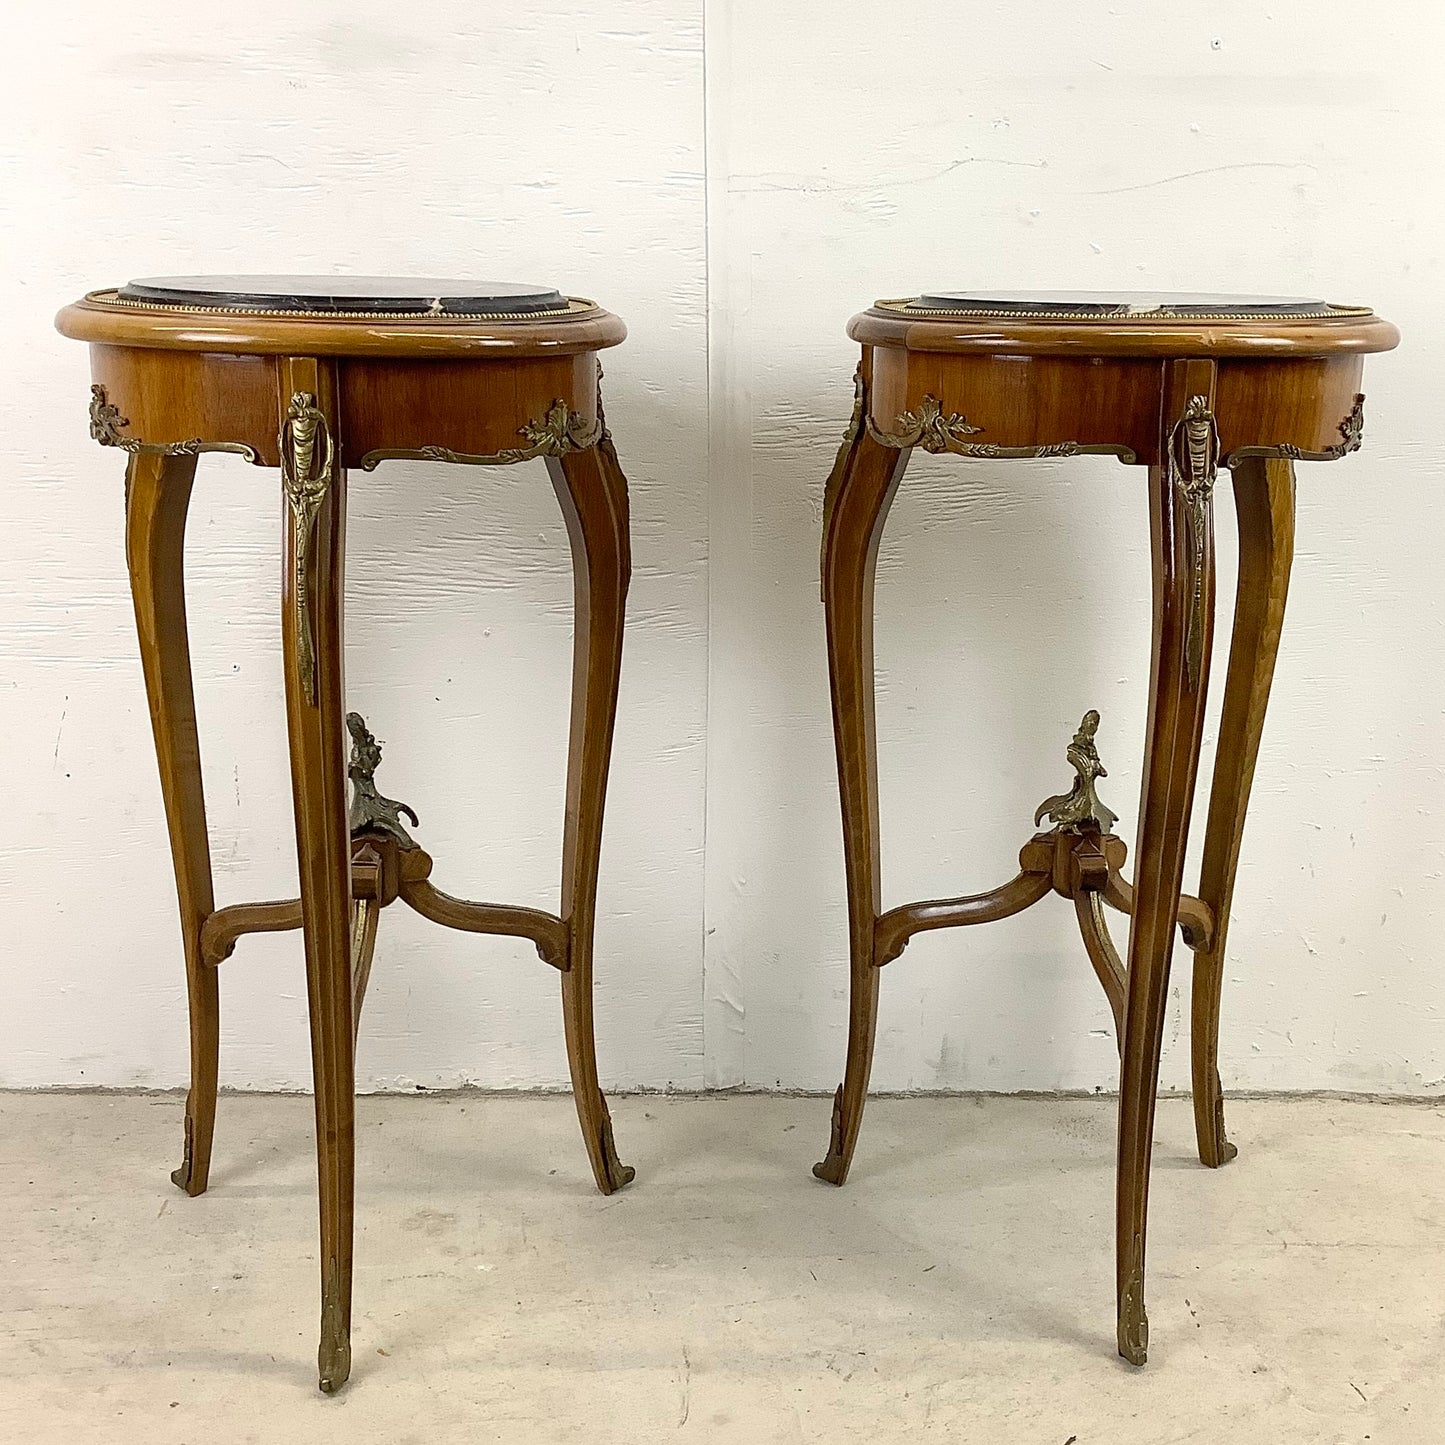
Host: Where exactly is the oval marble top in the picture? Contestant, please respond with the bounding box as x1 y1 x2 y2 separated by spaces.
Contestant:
902 290 1349 316
115 276 569 315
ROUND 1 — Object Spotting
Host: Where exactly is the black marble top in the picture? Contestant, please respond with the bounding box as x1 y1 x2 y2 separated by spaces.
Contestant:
904 290 1340 316
115 276 569 315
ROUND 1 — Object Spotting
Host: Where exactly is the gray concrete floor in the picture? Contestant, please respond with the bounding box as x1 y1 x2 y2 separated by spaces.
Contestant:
1 1093 1442 1443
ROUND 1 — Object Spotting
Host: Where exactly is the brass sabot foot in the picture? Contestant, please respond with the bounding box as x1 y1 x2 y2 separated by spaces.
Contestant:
317 1336 351 1395
317 1263 351 1394
1117 1242 1148 1366
1205 1080 1239 1167
812 1085 848 1185
170 1114 205 1197
598 1104 636 1193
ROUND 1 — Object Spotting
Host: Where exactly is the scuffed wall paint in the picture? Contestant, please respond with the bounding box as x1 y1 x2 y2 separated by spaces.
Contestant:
0 2 709 1090
3 2 1444 1098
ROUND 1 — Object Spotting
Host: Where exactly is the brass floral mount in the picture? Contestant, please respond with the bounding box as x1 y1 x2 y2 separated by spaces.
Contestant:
1034 710 1119 834
866 391 1137 461
88 384 258 461
1169 394 1220 692
358 398 603 471
280 392 334 706
346 712 419 848
1224 392 1366 466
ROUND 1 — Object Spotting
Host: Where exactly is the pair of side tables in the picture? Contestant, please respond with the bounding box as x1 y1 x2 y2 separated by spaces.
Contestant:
57 276 1398 1390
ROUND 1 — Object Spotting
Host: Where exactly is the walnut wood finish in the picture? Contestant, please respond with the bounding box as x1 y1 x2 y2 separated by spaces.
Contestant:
274 354 356 1394
547 433 637 1195
124 450 218 1197
59 288 635 1393
815 300 1395 1366
1190 456 1296 1168
813 414 910 1186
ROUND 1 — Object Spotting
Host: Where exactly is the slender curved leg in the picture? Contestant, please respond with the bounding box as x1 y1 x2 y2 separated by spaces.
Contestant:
125 451 219 1197
814 384 911 1186
350 897 379 1042
1116 433 1216 1363
1074 892 1125 1047
1191 457 1295 1166
278 366 356 1392
546 430 635 1196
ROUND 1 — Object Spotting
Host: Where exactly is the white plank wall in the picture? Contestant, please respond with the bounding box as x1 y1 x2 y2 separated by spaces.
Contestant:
1 3 1441 1096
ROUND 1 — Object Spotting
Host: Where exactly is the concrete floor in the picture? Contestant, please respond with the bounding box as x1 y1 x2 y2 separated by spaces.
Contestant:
2 1093 1441 1444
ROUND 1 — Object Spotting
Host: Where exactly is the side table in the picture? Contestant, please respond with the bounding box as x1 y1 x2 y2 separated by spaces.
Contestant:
813 290 1398 1363
57 276 638 1391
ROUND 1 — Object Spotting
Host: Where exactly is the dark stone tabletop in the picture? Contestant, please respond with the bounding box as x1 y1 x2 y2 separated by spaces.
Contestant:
116 276 569 315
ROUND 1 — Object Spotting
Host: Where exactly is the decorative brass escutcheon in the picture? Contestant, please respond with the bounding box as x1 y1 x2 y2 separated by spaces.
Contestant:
1169 394 1220 692
279 392 334 706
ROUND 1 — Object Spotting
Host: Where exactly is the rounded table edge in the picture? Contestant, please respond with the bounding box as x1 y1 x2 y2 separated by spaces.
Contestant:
846 308 1400 358
54 298 628 358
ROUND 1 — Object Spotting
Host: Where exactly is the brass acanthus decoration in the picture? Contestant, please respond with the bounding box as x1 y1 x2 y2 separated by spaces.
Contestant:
869 394 983 453
1034 710 1119 835
357 397 602 471
346 712 419 848
88 384 258 461
1333 392 1366 455
1170 394 1219 692
280 392 334 706
510 398 603 458
866 391 1136 461
1223 393 1366 467
88 385 130 446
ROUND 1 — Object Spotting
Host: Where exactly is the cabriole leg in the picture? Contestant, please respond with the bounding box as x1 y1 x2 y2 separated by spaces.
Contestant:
125 450 220 1197
547 431 635 1195
1116 406 1216 1364
278 370 356 1392
814 378 911 1186
1190 456 1295 1166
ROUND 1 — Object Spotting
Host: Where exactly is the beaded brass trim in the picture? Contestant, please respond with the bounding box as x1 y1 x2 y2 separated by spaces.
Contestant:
873 297 1373 322
88 384 259 461
866 392 1135 461
1224 393 1365 466
84 288 594 321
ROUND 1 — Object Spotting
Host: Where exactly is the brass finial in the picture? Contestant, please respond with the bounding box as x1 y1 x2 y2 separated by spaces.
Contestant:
1034 710 1119 834
346 713 419 848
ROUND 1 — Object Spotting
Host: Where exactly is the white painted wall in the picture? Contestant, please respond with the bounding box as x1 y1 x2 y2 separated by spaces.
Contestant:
1 1 709 1091
3 3 1442 1097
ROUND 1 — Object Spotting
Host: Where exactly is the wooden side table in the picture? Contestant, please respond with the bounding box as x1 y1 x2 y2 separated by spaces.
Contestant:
813 291 1398 1364
57 276 637 1392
